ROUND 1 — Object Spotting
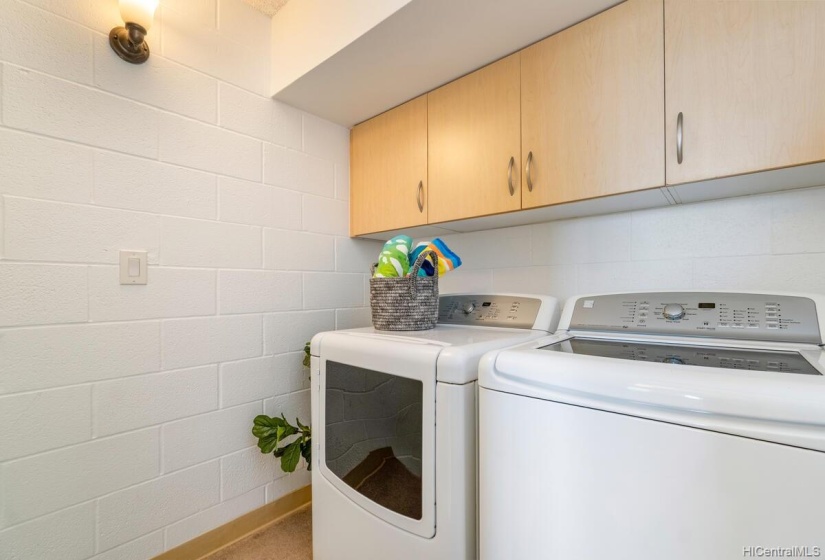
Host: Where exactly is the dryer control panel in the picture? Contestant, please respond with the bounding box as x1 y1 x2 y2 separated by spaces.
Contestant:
569 292 821 344
438 295 542 329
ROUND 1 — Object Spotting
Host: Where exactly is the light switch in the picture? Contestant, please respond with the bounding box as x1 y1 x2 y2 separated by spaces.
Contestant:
120 250 148 285
128 257 141 277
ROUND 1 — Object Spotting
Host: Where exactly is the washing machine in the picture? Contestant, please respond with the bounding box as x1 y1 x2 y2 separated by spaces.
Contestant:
310 293 561 560
478 291 825 560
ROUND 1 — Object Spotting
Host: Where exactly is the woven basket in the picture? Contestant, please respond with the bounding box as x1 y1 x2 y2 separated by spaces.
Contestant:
369 250 439 331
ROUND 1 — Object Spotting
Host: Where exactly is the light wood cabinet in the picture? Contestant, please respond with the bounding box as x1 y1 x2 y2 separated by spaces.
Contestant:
521 0 665 208
427 53 522 223
665 0 825 185
349 0 825 238
350 95 428 236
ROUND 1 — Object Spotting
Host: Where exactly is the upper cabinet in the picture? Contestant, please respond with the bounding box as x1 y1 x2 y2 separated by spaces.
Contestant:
349 0 825 238
521 0 664 208
665 0 825 185
350 95 428 237
427 53 522 223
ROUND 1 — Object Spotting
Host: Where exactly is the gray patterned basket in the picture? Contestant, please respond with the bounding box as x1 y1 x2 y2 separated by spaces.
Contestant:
369 250 439 331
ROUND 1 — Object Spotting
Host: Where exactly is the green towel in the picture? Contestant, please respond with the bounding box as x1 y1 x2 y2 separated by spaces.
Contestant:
374 235 414 277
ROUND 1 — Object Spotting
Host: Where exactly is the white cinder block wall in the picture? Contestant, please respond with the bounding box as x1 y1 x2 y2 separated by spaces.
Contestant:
0 1 382 559
439 186 825 300
2 0 824 558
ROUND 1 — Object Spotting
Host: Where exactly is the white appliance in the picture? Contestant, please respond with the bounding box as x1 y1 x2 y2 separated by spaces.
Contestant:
310 293 561 560
479 291 825 560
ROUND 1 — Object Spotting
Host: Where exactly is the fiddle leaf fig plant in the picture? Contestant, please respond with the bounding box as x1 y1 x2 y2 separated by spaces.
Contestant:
252 342 313 473
253 414 311 473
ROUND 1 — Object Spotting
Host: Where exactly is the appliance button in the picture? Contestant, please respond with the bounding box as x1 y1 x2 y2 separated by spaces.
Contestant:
747 323 759 329
718 322 729 328
766 323 779 330
732 323 745 329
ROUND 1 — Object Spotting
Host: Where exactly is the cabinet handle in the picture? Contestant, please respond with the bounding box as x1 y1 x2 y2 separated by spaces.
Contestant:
507 156 515 196
676 112 684 164
416 180 424 212
526 151 534 192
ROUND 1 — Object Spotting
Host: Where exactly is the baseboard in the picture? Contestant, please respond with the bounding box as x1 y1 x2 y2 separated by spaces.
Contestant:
153 485 312 560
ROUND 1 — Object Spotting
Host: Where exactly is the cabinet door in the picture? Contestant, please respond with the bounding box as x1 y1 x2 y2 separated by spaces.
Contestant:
350 95 428 236
665 0 825 185
427 53 521 223
521 0 665 209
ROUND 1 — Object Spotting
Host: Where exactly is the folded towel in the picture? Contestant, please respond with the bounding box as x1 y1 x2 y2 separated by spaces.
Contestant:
410 238 461 277
374 235 413 278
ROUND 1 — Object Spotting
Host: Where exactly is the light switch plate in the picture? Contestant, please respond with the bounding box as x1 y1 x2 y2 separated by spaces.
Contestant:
119 250 148 285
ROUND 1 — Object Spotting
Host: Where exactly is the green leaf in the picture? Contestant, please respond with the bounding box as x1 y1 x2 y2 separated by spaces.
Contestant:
300 439 312 470
253 415 284 428
258 435 279 454
251 414 311 471
303 342 311 368
252 416 284 437
280 441 302 473
252 416 296 439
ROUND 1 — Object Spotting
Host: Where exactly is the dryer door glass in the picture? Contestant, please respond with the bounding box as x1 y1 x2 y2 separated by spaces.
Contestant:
325 361 423 520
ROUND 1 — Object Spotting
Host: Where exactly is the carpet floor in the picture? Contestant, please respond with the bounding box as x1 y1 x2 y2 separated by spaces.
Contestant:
203 505 313 560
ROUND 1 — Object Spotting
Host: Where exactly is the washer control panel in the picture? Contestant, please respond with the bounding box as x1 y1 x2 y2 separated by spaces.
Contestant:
569 292 821 344
438 295 542 329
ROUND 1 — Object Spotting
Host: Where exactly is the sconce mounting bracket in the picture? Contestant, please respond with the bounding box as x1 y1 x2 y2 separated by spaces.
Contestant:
109 23 150 64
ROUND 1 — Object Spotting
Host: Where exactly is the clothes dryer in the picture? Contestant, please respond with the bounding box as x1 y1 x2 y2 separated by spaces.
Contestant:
311 293 561 560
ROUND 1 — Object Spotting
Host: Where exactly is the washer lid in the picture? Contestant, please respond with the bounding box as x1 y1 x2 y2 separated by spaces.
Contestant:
541 337 822 376
479 334 825 451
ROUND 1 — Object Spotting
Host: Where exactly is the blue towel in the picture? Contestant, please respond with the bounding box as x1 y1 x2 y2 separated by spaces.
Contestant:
410 238 462 277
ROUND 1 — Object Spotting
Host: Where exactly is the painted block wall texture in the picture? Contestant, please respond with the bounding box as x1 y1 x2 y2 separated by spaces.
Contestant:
2 2 825 560
438 185 825 300
0 0 382 557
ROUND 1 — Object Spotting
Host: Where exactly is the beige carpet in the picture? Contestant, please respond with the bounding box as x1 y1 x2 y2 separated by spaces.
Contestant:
204 505 312 560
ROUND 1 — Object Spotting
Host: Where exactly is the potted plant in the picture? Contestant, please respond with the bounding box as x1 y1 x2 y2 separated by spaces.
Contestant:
251 342 312 473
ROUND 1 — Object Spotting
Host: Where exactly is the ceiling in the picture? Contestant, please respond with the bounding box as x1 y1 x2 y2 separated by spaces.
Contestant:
271 0 622 126
241 0 289 17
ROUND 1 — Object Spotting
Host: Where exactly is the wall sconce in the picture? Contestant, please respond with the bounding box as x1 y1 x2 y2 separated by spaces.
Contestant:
109 0 159 64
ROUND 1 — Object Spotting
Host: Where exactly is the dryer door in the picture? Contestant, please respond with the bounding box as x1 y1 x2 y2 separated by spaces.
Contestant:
318 333 439 538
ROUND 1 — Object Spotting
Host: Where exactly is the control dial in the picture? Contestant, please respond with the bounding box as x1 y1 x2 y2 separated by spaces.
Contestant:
662 303 686 320
663 356 685 365
462 302 476 315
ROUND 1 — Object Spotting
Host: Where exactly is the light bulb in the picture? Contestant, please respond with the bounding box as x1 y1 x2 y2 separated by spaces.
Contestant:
119 0 158 31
